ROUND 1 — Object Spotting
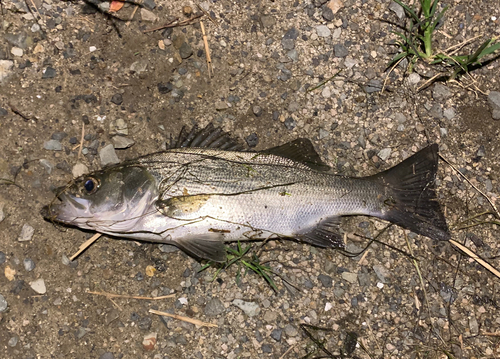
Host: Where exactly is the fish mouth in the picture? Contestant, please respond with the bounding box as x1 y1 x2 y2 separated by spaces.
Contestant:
41 192 91 225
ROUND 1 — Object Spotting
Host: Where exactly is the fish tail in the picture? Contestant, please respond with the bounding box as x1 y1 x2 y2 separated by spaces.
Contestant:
370 144 450 241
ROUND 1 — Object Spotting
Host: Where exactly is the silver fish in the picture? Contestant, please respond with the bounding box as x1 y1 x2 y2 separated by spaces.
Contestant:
42 124 450 262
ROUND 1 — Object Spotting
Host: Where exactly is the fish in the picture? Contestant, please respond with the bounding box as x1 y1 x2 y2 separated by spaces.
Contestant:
41 124 450 262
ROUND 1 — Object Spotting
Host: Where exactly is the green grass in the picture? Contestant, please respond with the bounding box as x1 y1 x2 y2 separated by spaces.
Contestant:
389 0 500 80
199 241 278 291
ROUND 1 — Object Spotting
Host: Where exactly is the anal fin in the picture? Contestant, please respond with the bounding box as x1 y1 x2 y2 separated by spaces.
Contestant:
175 233 226 262
298 217 344 249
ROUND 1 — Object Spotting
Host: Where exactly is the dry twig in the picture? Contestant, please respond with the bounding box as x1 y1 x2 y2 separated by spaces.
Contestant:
200 20 213 77
449 239 500 280
149 309 218 328
87 290 175 300
70 233 102 261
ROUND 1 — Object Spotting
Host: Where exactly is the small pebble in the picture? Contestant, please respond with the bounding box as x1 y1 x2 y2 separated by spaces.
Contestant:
8 336 18 347
99 353 115 359
72 162 88 178
30 278 46 294
11 47 23 57
270 328 282 342
377 148 391 161
0 293 7 312
23 258 35 272
0 203 5 223
42 67 57 79
18 223 34 242
143 332 157 351
252 105 262 116
99 144 120 166
44 139 63 151
318 274 333 288
204 298 225 316
232 299 260 317
112 136 135 149
111 93 123 105
245 133 259 148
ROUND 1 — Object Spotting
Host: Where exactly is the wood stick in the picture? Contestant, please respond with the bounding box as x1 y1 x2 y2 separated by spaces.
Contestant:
87 290 175 300
149 309 218 328
449 239 500 280
200 20 213 78
77 123 85 160
69 233 102 261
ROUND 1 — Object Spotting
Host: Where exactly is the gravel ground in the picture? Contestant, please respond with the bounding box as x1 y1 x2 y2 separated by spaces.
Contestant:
1 0 500 358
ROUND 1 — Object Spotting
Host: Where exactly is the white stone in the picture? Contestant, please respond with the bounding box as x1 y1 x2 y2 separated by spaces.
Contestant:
321 86 331 99
30 278 47 294
72 162 88 178
18 224 34 242
378 148 392 161
11 47 23 57
316 25 331 38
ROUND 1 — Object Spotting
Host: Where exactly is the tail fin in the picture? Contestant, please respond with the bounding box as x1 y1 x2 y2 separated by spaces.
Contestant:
370 144 450 241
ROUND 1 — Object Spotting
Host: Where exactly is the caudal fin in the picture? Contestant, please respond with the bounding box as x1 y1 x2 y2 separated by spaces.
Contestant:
371 144 450 241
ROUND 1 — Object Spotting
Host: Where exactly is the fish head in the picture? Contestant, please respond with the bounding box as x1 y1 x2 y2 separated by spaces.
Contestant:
42 165 158 233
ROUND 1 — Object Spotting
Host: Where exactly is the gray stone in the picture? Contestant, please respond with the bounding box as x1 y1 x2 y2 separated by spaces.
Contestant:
215 101 228 111
179 42 193 59
318 274 333 288
365 79 382 93
316 25 331 37
130 60 148 74
287 49 299 62
42 67 57 79
261 344 273 353
158 244 179 253
18 223 34 241
111 93 123 105
99 353 115 359
407 73 421 85
270 328 282 342
488 91 500 120
334 44 348 57
322 7 335 21
284 117 296 130
245 133 259 148
8 336 18 347
281 28 298 50
389 1 405 19
44 139 63 151
112 136 135 149
141 8 157 21
99 144 120 166
0 203 5 223
281 39 295 50
342 271 358 284
0 294 7 312
260 15 276 28
109 118 128 135
394 112 406 123
143 0 156 10
252 105 262 116
284 324 298 337
23 258 35 272
428 103 443 118
204 298 225 316
232 299 260 317
440 128 448 137
319 128 329 140
0 107 7 116
288 101 300 112
373 264 391 283
443 107 456 120
30 278 46 294
0 251 5 265
476 145 486 158
377 148 391 161
433 83 452 101
5 31 29 49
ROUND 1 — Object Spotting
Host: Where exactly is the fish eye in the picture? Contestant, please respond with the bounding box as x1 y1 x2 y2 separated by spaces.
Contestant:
83 177 99 194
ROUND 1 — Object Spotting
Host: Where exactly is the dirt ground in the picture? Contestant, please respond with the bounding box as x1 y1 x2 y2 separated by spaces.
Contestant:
1 0 500 358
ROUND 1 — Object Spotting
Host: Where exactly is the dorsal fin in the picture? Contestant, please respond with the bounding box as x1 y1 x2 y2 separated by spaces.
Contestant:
168 123 245 151
261 138 330 171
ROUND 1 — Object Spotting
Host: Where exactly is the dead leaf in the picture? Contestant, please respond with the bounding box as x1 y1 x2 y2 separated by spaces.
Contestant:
109 0 124 13
5 265 16 281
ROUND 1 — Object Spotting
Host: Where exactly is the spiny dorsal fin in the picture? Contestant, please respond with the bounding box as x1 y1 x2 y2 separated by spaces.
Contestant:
168 123 244 151
261 138 330 171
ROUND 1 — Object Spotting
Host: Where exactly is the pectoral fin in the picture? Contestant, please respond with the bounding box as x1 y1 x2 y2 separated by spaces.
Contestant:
175 233 226 262
298 216 344 249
